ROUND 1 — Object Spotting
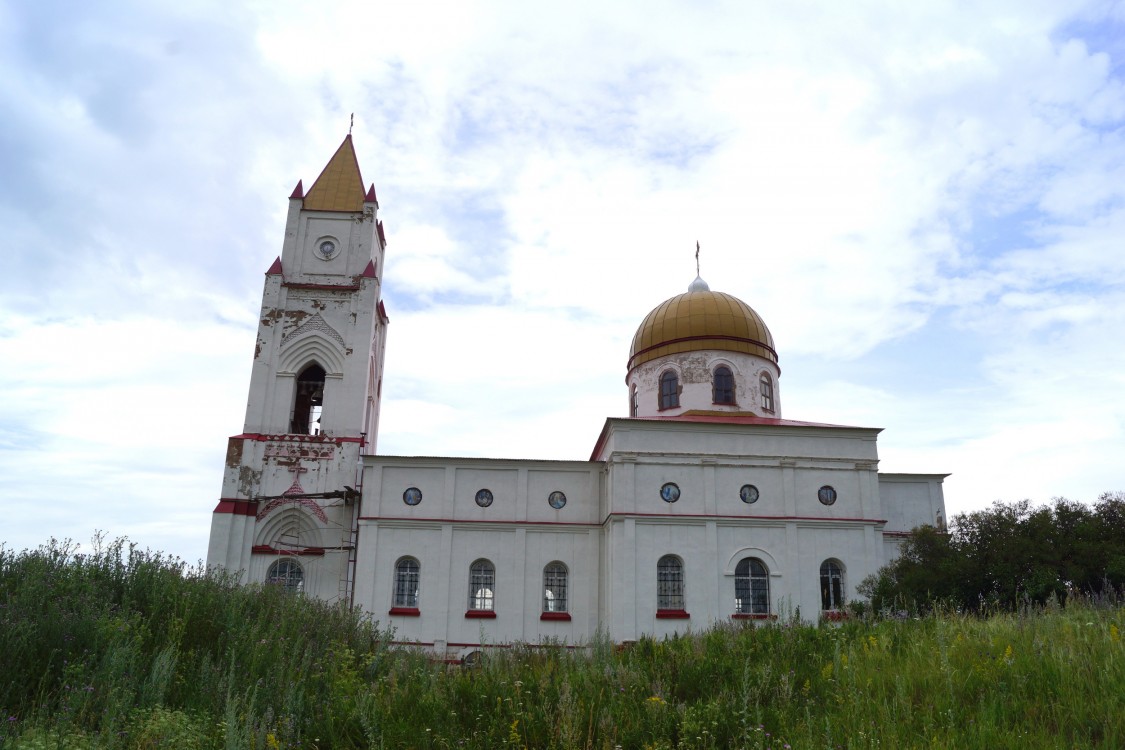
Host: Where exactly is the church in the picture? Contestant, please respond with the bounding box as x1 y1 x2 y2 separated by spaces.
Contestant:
206 135 947 658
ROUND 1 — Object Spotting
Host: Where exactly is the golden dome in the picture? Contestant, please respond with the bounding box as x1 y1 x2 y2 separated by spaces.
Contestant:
628 287 778 373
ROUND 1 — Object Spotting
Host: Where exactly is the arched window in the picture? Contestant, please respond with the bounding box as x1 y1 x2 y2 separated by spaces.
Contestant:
734 558 769 615
630 385 639 417
266 559 303 593
820 560 845 611
543 562 568 612
759 372 774 413
468 559 495 611
657 555 684 610
292 364 326 435
394 557 420 608
659 371 680 410
713 365 735 404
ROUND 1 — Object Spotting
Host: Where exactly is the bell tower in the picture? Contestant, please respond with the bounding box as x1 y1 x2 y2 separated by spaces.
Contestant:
206 135 389 602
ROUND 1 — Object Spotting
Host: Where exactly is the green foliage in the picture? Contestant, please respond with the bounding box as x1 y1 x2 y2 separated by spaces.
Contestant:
861 492 1125 613
3 534 1125 748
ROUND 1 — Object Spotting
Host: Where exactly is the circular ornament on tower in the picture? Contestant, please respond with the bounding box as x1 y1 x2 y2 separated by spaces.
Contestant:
548 490 567 509
403 487 422 506
660 482 681 503
475 489 494 508
818 485 837 506
740 484 760 504
314 237 339 260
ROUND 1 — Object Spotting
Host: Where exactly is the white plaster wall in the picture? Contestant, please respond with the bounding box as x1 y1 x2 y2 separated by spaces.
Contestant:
879 474 948 533
596 420 881 465
364 458 603 525
354 457 605 648
628 350 781 418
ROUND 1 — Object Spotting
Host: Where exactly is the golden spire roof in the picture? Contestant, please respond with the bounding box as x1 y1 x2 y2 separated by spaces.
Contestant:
303 135 366 212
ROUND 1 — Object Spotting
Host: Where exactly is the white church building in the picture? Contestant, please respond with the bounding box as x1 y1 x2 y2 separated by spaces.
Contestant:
207 136 947 657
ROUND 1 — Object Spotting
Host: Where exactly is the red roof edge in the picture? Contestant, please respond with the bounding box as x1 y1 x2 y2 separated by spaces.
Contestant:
361 259 377 278
377 220 387 245
365 183 378 204
377 300 389 324
289 179 304 199
266 256 283 275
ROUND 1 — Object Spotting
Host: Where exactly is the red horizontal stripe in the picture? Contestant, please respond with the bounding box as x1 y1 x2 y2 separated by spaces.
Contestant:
213 499 258 515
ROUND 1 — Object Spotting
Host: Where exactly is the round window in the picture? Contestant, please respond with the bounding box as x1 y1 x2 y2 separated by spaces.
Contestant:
740 484 759 504
818 485 837 506
403 487 422 506
548 490 567 509
660 482 681 503
315 237 339 260
475 489 494 508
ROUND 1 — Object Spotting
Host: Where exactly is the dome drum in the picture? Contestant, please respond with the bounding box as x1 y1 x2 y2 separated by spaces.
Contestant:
628 350 781 418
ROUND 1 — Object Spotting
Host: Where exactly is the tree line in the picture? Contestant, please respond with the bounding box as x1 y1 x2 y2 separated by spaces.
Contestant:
860 492 1125 613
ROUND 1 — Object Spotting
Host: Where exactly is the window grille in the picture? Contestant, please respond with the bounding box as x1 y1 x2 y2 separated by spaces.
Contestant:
469 559 495 611
543 562 568 612
657 555 684 609
394 557 420 607
734 558 769 614
266 559 304 593
820 560 845 610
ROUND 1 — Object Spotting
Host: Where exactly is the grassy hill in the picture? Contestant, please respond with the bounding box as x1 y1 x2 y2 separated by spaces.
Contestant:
2 537 1122 749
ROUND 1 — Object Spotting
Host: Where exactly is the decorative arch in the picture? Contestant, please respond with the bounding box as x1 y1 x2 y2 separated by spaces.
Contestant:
254 506 328 550
278 334 345 376
723 546 782 576
282 313 345 348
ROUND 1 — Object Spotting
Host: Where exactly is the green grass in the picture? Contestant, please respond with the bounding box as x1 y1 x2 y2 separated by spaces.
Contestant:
3 538 1123 749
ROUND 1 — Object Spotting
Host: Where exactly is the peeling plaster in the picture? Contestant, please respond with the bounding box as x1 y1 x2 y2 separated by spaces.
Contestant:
225 438 244 468
237 466 262 497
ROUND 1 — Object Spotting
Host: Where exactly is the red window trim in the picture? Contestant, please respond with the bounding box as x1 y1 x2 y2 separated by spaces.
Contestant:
540 612 572 621
464 609 497 619
388 607 420 617
656 609 690 619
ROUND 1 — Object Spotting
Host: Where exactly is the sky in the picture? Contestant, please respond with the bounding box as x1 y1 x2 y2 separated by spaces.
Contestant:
2 0 1124 565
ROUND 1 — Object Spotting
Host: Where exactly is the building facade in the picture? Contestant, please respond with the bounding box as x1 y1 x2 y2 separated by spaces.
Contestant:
207 137 947 658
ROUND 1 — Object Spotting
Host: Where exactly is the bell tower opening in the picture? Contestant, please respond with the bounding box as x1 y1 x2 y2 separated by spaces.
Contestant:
292 364 326 435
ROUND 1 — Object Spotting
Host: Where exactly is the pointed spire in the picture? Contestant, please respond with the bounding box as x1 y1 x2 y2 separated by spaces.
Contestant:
365 183 378 204
303 135 366 212
266 257 283 275
361 259 377 278
289 180 304 199
376 220 387 246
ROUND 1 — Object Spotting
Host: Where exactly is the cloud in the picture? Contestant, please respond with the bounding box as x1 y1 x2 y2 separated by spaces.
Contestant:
2 0 1125 563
